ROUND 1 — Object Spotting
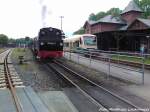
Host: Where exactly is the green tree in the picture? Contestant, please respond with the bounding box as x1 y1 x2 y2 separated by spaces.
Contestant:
134 0 140 6
88 8 122 21
88 13 97 21
140 0 150 18
106 8 122 17
0 34 8 46
134 0 150 18
8 38 16 43
73 27 85 35
95 11 106 20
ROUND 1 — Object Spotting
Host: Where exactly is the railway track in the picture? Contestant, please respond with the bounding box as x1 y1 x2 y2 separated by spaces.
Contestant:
0 49 24 112
47 60 144 112
85 53 150 70
94 56 150 69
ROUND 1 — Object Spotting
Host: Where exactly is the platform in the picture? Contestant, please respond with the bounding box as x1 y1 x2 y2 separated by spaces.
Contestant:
16 87 50 112
0 89 16 112
0 87 49 112
38 91 79 112
0 87 80 112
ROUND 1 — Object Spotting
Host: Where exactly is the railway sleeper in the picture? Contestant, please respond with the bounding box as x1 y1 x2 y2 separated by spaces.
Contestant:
0 80 6 83
0 87 7 89
15 85 25 88
0 76 6 79
10 77 20 79
0 83 7 87
12 78 22 81
13 82 23 85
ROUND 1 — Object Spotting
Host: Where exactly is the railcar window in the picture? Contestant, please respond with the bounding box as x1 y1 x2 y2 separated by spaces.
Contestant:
83 36 96 46
74 41 79 47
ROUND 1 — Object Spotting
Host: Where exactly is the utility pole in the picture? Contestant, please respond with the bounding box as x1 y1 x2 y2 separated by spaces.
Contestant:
60 16 64 31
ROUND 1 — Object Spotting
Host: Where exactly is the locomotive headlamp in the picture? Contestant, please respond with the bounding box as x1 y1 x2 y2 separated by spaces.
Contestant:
40 42 44 45
60 43 63 46
41 31 45 34
49 28 53 31
56 32 60 35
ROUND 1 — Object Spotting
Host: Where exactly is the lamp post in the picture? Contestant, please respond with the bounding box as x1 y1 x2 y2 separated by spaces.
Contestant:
146 35 150 53
59 16 64 31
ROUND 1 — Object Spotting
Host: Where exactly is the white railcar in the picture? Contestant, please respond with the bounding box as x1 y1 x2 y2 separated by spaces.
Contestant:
63 34 97 51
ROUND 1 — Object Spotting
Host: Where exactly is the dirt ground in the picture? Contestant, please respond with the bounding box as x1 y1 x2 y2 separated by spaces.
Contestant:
11 48 69 92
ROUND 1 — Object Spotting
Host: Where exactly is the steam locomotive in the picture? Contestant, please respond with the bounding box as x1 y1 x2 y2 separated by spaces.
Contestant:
33 27 64 59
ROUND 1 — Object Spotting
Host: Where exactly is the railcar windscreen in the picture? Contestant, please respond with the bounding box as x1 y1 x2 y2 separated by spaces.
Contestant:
83 36 96 46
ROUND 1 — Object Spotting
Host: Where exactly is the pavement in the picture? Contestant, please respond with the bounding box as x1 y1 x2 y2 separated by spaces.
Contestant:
0 87 80 112
38 91 79 112
0 87 50 112
64 52 150 102
0 89 16 112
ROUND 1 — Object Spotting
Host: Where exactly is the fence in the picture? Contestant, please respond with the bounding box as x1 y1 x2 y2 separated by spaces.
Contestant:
64 49 150 85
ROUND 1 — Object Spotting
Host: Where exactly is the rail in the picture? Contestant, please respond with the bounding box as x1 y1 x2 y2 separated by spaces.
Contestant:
47 61 109 112
47 60 144 112
4 51 22 112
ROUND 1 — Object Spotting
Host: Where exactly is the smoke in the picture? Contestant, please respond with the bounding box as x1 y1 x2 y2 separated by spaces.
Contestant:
41 5 47 27
39 0 51 27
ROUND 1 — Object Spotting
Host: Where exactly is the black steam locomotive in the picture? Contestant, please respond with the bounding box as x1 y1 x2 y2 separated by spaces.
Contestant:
33 27 64 59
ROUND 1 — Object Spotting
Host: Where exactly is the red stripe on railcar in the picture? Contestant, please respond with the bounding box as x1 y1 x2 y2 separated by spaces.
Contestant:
37 51 63 58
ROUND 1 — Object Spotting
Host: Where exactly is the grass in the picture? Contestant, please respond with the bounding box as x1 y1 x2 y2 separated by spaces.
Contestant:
11 48 26 59
111 55 150 64
11 48 35 70
0 48 6 53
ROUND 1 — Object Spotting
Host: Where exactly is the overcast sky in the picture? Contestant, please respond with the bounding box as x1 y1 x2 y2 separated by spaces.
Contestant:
0 0 131 38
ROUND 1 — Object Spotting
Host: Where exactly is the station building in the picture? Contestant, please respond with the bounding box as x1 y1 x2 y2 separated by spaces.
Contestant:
83 0 150 53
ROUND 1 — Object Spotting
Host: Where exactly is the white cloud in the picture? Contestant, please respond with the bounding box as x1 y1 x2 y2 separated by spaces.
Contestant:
0 0 41 38
0 0 131 38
